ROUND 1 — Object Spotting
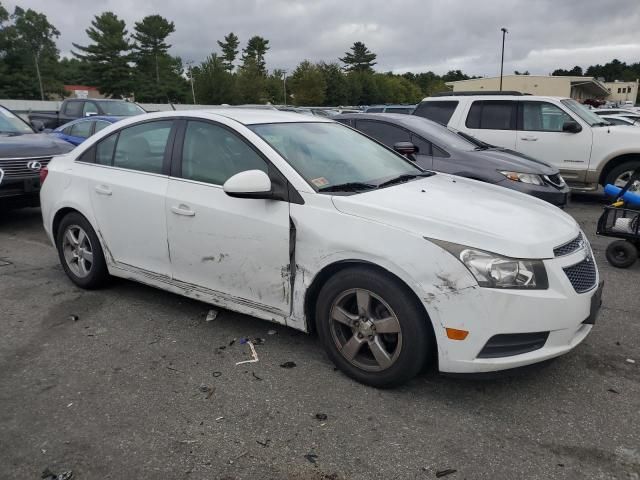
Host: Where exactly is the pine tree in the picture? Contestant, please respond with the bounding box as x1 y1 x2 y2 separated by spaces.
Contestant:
217 32 239 71
340 42 377 73
241 36 269 74
72 12 133 98
290 61 326 106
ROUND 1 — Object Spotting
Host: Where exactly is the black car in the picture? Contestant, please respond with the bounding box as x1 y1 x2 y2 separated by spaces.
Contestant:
335 113 570 207
0 105 74 209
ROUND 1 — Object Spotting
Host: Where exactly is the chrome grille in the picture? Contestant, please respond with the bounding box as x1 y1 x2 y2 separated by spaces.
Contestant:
563 254 597 293
0 156 52 178
554 232 585 257
544 173 566 189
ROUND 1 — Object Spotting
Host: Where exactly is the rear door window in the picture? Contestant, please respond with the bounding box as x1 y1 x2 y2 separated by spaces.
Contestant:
413 101 458 125
96 134 118 165
113 121 173 174
355 120 411 147
466 101 516 130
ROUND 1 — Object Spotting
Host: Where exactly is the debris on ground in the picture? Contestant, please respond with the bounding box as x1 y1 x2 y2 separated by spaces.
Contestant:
205 309 218 322
236 341 259 365
212 371 222 378
626 358 636 364
199 383 210 393
251 371 262 381
435 468 457 477
69 315 79 322
267 329 277 335
304 453 318 464
228 338 236 347
215 416 224 421
280 361 297 369
251 337 265 345
41 468 73 480
218 345 226 350
256 439 270 447
228 450 248 464
608 388 620 394
315 413 328 421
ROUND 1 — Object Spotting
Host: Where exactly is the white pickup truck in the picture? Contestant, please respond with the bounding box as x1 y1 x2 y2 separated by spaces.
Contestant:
414 93 640 191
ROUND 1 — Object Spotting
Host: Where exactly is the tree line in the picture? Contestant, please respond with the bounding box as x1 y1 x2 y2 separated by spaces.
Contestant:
1 2 638 106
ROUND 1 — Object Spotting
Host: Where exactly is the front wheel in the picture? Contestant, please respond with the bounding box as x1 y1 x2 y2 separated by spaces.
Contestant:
315 266 433 388
56 212 110 288
605 161 640 192
605 240 638 268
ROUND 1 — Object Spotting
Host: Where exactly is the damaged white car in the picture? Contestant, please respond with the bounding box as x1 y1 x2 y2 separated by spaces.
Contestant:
40 110 602 387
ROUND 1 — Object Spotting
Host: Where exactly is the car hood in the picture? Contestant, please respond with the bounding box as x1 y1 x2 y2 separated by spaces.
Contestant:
0 133 74 158
331 174 578 259
465 147 558 175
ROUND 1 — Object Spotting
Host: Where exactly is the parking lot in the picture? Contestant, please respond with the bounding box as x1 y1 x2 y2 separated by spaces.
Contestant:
0 194 638 480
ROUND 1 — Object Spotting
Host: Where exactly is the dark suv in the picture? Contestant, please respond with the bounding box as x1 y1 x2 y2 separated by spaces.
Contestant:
0 105 73 209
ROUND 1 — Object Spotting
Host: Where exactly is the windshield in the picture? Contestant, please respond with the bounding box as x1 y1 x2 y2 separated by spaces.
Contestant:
97 101 145 116
249 122 422 191
561 99 607 126
0 106 33 134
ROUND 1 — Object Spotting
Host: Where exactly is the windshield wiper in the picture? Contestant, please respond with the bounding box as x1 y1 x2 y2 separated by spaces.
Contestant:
318 181 377 192
376 172 435 189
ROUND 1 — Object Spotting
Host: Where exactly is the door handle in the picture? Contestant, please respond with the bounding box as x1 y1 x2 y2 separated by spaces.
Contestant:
520 136 538 141
171 204 196 217
94 185 112 196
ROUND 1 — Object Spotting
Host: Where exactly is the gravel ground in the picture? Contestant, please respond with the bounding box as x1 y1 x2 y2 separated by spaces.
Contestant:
0 194 638 480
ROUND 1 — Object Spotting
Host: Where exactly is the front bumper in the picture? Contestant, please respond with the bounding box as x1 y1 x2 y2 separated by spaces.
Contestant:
498 179 571 207
424 245 600 373
0 176 41 205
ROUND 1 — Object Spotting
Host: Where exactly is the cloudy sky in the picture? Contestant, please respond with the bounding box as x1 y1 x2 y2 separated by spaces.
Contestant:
7 0 640 77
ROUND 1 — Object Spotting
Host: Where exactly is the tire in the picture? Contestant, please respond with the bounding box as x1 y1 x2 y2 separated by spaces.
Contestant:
315 266 433 388
56 212 110 289
605 240 638 268
604 161 640 191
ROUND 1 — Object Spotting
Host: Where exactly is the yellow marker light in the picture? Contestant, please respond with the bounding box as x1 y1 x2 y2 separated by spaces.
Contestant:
446 328 469 340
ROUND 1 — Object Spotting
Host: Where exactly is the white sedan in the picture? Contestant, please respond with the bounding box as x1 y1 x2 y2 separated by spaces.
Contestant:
40 110 602 387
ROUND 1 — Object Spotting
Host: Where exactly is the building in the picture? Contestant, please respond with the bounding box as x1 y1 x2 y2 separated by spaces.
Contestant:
604 80 639 103
445 75 639 104
63 85 105 99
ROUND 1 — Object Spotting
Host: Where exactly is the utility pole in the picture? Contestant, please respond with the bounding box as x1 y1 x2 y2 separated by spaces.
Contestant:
282 71 287 106
34 50 44 101
186 60 196 104
500 27 508 91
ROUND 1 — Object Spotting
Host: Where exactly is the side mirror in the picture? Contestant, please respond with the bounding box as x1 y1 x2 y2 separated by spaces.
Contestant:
393 141 418 158
562 121 582 133
31 120 45 132
223 170 272 199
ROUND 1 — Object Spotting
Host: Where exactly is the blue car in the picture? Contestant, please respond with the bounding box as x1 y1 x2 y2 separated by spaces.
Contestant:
50 116 122 146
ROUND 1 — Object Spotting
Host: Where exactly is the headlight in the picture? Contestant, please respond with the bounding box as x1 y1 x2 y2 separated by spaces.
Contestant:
430 240 548 289
500 171 545 186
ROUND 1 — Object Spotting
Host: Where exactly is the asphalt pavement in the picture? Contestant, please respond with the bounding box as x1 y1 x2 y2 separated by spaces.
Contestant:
0 194 638 480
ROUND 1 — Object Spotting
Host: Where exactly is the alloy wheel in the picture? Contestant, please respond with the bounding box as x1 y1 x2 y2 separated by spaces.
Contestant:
614 170 640 192
329 288 403 372
62 225 94 278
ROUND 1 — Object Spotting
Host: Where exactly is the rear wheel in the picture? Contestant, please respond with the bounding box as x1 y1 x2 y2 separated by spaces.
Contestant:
56 212 110 288
605 240 638 268
315 266 433 388
605 161 640 192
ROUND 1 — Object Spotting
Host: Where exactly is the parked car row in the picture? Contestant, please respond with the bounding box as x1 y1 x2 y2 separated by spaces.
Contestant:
39 108 602 387
414 92 640 191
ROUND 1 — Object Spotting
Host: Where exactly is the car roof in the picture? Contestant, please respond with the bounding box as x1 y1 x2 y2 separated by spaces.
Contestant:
421 95 568 102
54 116 122 131
335 112 456 138
177 108 333 125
